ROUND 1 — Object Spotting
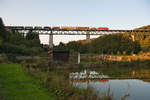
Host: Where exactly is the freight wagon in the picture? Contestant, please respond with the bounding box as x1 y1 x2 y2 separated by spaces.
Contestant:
34 26 43 30
61 26 76 30
13 26 24 30
76 27 89 30
25 26 33 30
52 27 60 30
90 27 97 30
43 26 51 30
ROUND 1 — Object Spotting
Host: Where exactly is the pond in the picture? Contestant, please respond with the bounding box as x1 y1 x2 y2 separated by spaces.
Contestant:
69 67 150 100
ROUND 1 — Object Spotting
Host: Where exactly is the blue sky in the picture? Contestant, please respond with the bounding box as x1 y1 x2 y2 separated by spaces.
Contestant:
0 0 150 45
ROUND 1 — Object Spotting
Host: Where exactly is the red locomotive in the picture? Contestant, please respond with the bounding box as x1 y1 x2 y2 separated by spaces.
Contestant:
97 27 109 30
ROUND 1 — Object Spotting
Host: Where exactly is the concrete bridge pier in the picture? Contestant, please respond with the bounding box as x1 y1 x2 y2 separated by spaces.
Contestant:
86 31 90 43
49 31 53 49
131 34 135 41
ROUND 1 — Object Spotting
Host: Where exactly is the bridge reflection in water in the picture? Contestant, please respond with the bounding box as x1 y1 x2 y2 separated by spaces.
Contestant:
69 69 150 100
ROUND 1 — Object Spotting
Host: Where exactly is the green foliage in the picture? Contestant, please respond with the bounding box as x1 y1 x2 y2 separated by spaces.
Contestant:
90 34 141 55
26 32 39 40
0 18 46 57
55 34 141 55
24 62 104 100
0 17 10 41
54 25 150 55
25 33 41 47
9 32 24 45
133 25 150 51
140 36 150 51
54 42 68 51
0 37 2 46
66 41 81 52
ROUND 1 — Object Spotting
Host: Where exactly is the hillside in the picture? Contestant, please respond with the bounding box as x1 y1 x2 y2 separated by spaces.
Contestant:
135 25 150 30
78 25 150 44
55 25 150 54
133 25 150 51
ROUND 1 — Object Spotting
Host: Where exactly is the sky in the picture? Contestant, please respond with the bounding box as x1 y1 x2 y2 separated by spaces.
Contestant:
0 0 150 45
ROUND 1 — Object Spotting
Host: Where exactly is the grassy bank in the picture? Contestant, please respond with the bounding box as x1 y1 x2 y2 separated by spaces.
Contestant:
0 64 56 100
0 63 112 100
24 66 108 100
2 58 149 100
20 58 113 100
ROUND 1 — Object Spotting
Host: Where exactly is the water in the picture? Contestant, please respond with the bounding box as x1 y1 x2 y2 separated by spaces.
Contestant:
69 67 150 100
72 79 150 100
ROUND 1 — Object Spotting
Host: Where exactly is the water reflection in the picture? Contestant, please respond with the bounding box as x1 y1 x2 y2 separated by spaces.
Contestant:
69 70 109 79
69 68 150 100
71 79 150 100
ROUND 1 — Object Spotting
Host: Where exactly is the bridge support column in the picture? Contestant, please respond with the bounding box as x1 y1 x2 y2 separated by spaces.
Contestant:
131 35 135 41
86 31 90 43
49 31 53 49
78 53 80 64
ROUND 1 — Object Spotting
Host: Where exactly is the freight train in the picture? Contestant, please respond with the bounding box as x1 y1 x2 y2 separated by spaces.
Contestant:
5 26 109 30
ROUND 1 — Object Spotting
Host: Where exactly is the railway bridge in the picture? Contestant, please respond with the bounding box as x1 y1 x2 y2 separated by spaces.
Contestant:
5 26 150 49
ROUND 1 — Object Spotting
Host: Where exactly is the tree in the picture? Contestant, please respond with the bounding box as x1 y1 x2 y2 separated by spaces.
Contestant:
90 34 141 55
26 32 39 40
0 37 2 46
143 36 150 51
54 42 67 51
0 17 10 41
0 18 45 56
25 33 41 47
66 41 81 52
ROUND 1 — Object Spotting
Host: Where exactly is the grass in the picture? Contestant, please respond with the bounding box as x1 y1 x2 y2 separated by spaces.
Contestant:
23 63 113 100
0 63 56 100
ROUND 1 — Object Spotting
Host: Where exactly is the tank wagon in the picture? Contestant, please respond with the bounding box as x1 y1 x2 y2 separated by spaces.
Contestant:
61 26 76 30
90 27 97 30
25 26 33 30
52 27 60 30
76 27 89 30
43 26 51 30
34 26 43 30
5 26 24 30
5 26 14 29
60 27 91 30
15 26 24 30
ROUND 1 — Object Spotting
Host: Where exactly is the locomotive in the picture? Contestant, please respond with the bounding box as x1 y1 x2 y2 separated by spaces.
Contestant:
97 27 109 30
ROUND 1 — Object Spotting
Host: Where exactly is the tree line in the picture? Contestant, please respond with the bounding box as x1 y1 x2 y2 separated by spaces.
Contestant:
54 34 141 55
0 18 47 56
54 25 150 55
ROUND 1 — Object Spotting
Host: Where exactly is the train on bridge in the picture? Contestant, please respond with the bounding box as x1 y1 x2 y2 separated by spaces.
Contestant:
5 26 109 31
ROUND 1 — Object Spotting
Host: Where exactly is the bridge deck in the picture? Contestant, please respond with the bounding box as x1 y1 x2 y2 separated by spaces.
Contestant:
5 27 150 35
